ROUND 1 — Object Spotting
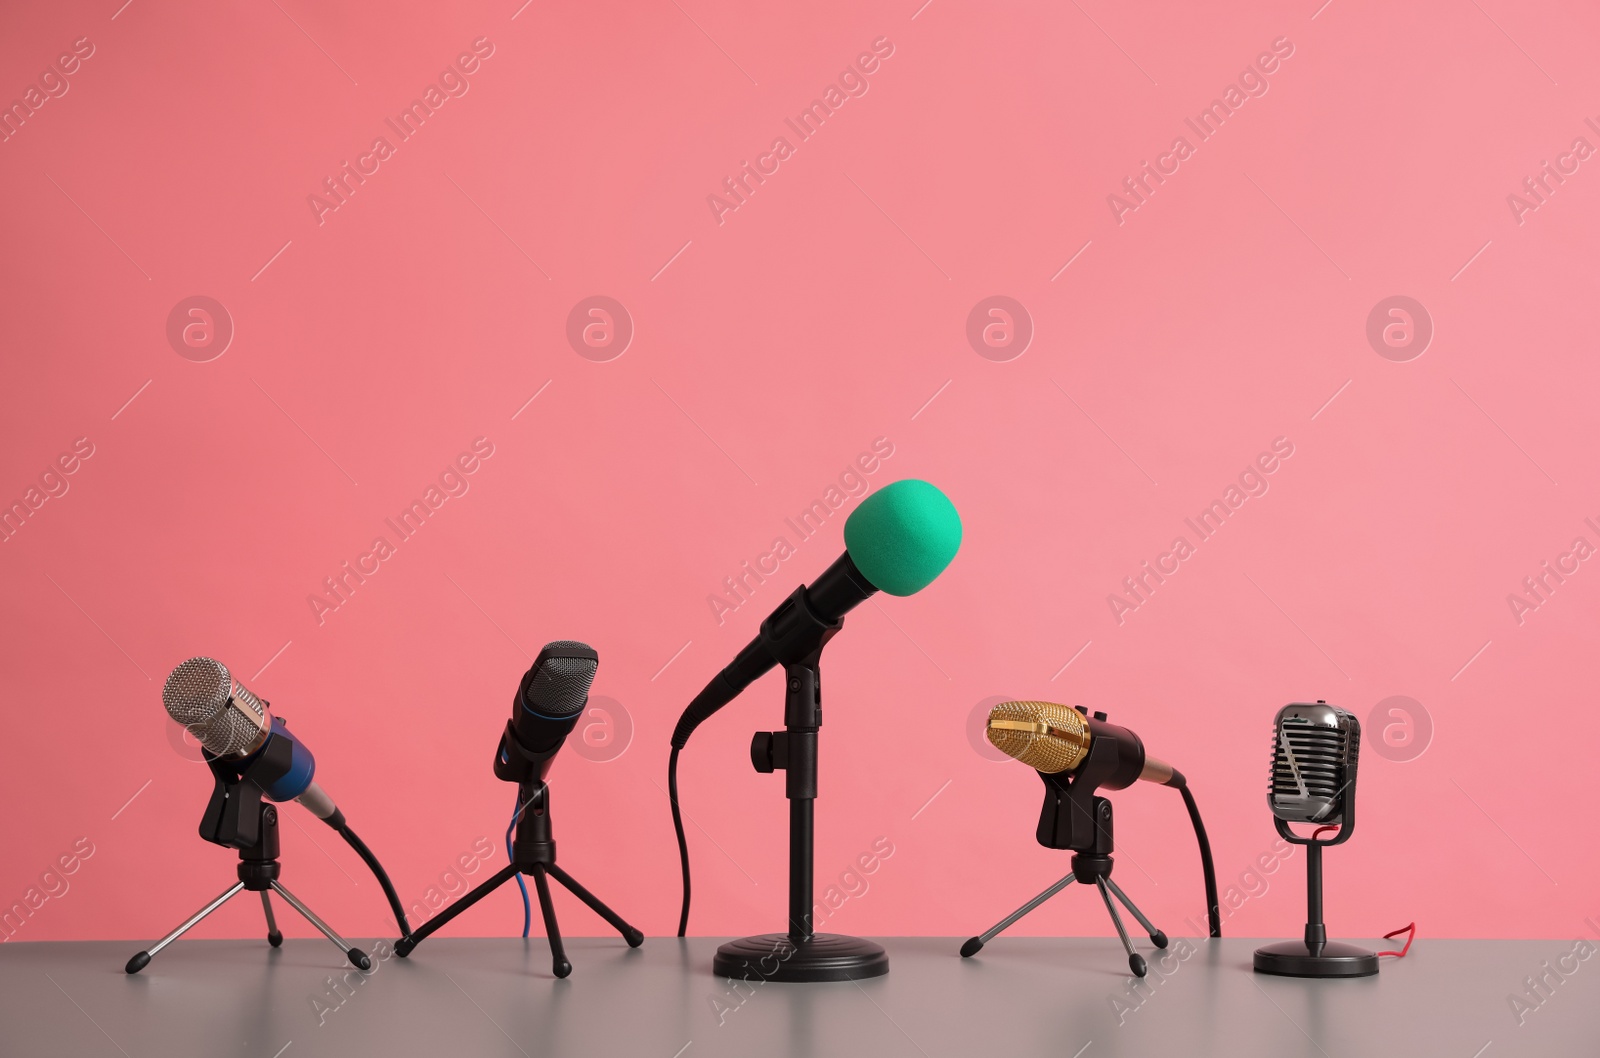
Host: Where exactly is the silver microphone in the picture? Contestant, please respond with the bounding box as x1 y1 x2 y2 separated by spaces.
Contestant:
161 657 338 820
1268 702 1359 825
1255 702 1376 977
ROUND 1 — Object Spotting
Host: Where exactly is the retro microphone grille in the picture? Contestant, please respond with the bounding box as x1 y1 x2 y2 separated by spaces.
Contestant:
1269 706 1353 823
523 641 598 719
1270 724 1344 795
162 657 266 757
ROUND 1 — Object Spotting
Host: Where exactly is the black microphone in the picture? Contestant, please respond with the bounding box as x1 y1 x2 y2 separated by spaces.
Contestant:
395 640 644 972
1255 701 1378 978
495 641 598 783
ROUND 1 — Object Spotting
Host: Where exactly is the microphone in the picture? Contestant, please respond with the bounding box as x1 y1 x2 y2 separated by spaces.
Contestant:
669 478 962 942
1255 701 1377 977
395 640 644 972
671 479 962 749
1268 701 1359 825
162 657 337 822
494 641 598 783
158 656 413 940
985 700 1182 788
977 698 1223 943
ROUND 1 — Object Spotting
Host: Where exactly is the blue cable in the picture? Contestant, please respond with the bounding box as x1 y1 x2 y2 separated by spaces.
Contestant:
507 792 530 938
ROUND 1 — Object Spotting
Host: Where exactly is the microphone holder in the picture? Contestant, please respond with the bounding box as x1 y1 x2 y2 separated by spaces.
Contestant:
959 711 1169 978
1254 816 1378 977
126 756 372 974
392 722 643 978
722 597 889 982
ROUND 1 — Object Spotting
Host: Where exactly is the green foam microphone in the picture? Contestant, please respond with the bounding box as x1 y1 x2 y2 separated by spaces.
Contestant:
670 478 961 749
843 478 964 597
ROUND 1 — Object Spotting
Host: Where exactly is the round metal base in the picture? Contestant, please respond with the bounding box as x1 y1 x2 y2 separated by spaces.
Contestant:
1254 940 1379 978
713 933 889 983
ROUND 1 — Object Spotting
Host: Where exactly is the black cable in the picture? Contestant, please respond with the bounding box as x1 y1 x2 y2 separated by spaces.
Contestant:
1176 780 1222 938
669 745 691 937
334 822 413 938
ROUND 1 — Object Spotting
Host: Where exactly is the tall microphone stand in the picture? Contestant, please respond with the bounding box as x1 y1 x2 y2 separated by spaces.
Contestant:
126 756 371 974
393 720 643 978
719 590 888 982
959 711 1170 978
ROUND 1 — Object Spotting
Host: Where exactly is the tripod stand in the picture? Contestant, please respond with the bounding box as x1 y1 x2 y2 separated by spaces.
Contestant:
393 722 643 977
961 717 1174 978
127 769 371 974
961 793 1166 976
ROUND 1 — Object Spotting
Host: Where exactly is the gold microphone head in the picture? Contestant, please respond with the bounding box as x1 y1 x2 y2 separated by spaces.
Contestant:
985 700 1092 773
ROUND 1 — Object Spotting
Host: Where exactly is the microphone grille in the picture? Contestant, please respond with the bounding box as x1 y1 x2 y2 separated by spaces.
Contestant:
522 641 598 719
162 657 231 724
1269 704 1354 823
162 657 268 758
985 700 1090 774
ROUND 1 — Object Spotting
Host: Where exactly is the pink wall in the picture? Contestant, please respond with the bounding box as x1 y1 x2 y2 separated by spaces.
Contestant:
2 0 1596 946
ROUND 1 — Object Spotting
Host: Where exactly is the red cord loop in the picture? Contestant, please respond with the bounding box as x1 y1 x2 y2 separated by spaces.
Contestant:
1377 922 1416 958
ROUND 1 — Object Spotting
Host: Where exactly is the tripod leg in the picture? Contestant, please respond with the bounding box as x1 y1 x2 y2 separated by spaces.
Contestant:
531 865 571 979
1095 878 1146 978
960 873 1076 957
545 863 645 948
270 881 372 971
260 891 283 948
1103 876 1167 948
394 862 520 957
126 882 246 974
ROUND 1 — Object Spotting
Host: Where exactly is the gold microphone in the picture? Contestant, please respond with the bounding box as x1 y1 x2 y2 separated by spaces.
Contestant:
985 700 1178 787
964 700 1222 965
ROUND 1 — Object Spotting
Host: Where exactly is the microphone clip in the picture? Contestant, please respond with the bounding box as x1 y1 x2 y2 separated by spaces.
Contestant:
1034 711 1145 854
759 585 843 669
198 759 268 850
198 716 303 850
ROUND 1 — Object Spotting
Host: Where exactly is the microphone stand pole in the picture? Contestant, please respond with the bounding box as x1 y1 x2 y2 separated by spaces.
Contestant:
1254 820 1377 977
784 659 818 948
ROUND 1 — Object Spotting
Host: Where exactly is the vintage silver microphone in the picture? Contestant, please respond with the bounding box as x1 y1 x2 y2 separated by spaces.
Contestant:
1254 701 1378 977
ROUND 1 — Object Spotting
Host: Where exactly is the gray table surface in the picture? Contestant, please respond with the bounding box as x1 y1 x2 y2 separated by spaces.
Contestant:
1 936 1592 1057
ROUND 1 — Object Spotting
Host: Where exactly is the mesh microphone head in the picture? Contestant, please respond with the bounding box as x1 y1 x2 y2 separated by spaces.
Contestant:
985 700 1092 774
521 641 599 719
162 657 271 758
1269 702 1359 824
